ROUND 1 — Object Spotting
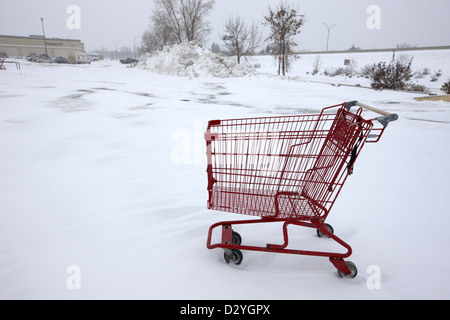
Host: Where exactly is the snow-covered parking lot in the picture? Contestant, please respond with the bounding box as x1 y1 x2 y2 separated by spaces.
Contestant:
1 48 449 299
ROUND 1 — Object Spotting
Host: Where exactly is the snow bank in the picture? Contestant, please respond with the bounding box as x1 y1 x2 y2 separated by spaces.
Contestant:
137 41 252 78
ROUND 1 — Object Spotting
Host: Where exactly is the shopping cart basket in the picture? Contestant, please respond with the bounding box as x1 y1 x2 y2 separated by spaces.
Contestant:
205 101 398 278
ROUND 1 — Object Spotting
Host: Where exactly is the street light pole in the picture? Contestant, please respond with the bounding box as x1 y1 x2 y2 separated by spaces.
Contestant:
40 17 48 56
322 23 336 52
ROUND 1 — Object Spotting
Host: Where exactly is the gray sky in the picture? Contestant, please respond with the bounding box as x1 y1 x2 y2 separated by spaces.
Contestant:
1 0 449 52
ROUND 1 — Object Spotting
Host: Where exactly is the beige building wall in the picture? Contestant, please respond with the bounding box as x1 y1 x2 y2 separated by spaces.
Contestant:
0 35 85 58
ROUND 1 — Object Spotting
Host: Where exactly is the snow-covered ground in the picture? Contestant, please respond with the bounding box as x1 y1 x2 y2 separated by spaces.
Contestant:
0 48 449 300
255 49 450 95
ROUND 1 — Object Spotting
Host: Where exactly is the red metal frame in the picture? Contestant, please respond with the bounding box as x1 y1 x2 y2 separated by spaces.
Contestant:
204 102 390 276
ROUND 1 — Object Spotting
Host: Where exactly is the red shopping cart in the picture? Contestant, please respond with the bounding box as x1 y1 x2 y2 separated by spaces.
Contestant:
205 101 398 278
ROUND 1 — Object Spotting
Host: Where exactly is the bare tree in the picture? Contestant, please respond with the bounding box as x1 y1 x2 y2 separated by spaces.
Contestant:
264 2 303 76
141 20 176 53
149 0 215 46
181 0 215 42
221 14 262 64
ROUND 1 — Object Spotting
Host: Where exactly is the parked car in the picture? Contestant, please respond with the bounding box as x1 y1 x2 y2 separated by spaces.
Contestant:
52 56 68 64
120 58 138 64
33 54 52 63
27 54 38 62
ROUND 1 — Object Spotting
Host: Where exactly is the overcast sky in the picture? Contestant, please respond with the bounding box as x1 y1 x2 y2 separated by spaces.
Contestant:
1 0 449 52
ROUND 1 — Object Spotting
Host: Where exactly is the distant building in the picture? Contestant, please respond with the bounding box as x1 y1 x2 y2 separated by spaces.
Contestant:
0 35 85 58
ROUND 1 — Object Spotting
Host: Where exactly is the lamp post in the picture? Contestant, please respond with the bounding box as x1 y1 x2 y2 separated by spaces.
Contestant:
40 17 48 56
322 23 336 52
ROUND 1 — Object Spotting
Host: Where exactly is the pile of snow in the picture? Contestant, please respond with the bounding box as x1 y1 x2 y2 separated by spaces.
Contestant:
137 41 252 78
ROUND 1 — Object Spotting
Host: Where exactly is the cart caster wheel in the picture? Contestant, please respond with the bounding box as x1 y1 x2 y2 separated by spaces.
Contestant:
317 223 334 238
224 249 243 265
337 261 358 278
232 231 242 245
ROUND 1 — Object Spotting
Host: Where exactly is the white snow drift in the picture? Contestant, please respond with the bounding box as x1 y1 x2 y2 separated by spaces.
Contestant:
137 41 252 78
